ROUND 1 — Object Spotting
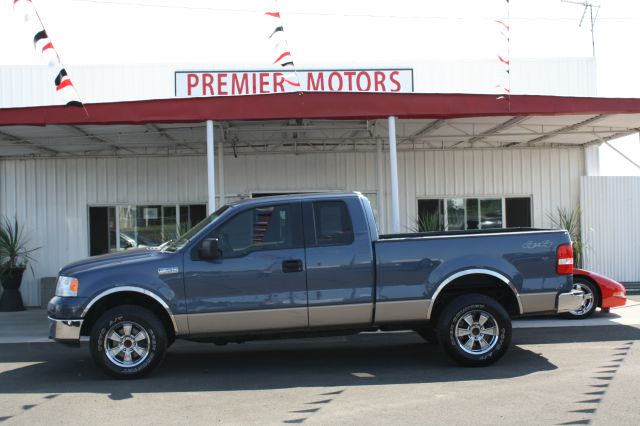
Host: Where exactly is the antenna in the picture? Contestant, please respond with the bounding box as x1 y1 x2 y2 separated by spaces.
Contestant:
561 0 601 56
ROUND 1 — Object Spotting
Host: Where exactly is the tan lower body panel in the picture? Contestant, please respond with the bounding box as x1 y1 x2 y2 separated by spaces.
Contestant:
375 299 430 323
187 307 308 335
308 303 373 327
174 314 189 335
520 292 558 314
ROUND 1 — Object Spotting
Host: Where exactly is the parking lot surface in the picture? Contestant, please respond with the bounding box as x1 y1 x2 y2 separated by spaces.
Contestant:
1 303 639 425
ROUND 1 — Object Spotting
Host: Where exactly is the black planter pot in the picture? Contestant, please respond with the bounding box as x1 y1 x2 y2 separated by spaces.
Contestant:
0 267 26 312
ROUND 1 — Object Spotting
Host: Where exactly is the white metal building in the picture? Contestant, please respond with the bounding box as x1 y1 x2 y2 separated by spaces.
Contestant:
1 58 639 306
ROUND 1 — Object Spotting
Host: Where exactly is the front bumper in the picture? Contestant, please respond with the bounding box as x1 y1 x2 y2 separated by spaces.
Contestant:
48 317 83 345
557 290 585 313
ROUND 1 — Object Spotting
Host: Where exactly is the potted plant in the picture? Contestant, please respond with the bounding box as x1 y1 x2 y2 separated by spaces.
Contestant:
0 216 40 312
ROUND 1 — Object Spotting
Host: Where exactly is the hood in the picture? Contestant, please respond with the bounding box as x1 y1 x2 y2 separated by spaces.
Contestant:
60 248 166 276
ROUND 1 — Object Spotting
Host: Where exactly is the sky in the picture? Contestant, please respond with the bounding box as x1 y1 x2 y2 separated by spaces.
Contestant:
1 0 639 174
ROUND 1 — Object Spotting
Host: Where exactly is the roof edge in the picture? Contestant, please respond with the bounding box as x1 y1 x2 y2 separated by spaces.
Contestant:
3 92 640 126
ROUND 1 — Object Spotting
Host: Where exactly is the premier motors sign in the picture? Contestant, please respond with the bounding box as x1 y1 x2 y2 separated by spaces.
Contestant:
175 69 413 97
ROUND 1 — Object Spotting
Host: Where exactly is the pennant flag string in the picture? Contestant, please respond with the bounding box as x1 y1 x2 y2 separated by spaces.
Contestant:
495 0 511 110
265 0 301 89
13 0 87 112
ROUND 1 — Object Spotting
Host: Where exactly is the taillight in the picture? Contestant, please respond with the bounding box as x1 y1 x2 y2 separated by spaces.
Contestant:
557 243 574 275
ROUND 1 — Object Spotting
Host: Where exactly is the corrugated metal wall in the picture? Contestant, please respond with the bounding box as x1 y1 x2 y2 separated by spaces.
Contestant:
581 176 640 282
0 147 584 306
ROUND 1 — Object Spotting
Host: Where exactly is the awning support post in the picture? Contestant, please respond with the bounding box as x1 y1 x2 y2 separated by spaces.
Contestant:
206 120 216 214
218 131 225 206
388 116 400 233
376 138 386 234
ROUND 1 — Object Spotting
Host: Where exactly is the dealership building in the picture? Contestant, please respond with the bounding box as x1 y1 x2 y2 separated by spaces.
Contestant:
1 58 639 306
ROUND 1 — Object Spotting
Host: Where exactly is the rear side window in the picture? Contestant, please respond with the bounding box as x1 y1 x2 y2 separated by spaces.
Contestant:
311 201 354 246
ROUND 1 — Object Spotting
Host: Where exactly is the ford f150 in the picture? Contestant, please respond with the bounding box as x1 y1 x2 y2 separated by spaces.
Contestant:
48 192 583 378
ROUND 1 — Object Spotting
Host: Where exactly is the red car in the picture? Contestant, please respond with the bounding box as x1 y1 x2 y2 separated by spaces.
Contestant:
561 268 627 319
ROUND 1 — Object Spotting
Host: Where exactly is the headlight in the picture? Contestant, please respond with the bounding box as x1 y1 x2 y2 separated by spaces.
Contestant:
56 276 79 297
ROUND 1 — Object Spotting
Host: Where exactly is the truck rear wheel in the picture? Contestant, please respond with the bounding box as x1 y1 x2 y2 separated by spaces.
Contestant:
436 294 511 366
90 305 167 379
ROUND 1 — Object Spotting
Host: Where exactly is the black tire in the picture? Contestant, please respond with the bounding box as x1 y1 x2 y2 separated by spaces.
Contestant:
415 326 438 344
436 294 511 367
560 277 599 319
90 304 167 379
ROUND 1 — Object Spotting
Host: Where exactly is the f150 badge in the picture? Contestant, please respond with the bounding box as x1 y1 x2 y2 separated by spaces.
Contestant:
522 240 553 249
158 267 179 275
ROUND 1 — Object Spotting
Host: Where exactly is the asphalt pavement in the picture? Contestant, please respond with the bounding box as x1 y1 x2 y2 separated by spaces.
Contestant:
1 300 639 425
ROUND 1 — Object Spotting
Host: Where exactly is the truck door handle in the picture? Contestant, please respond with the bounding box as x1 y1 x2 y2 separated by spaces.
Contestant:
282 259 303 273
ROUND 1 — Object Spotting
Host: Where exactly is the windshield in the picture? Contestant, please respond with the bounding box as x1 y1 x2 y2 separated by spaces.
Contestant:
161 205 229 252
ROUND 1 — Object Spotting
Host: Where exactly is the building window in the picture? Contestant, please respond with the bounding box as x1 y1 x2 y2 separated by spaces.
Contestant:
89 203 207 255
417 197 531 231
505 197 532 228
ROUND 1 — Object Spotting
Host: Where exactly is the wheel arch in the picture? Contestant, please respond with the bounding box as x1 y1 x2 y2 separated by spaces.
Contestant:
80 287 178 341
427 269 523 322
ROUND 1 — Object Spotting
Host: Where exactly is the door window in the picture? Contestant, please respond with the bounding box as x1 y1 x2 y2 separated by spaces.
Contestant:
211 204 302 258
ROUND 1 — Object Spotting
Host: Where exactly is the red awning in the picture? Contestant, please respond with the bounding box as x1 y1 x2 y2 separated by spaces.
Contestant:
4 92 640 126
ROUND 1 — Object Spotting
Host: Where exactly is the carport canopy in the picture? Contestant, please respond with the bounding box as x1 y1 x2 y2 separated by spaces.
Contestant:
2 92 640 156
2 91 640 231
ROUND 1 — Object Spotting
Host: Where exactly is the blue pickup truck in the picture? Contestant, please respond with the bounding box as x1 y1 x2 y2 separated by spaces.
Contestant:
49 192 583 378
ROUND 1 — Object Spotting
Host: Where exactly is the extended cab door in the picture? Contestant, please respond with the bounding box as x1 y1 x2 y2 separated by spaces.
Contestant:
303 198 375 327
183 202 308 335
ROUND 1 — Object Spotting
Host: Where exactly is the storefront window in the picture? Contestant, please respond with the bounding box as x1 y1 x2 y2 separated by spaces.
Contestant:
418 196 530 231
89 203 207 255
447 198 465 230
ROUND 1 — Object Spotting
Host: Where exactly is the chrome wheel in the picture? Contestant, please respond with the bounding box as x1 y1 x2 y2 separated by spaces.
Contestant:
569 282 595 316
104 321 150 368
454 310 500 355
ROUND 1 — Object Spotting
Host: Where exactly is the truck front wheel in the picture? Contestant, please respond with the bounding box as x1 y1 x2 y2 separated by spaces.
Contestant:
436 294 511 366
90 305 168 379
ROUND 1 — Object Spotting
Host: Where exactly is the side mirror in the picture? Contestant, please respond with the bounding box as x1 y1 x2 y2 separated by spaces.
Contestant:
199 238 221 260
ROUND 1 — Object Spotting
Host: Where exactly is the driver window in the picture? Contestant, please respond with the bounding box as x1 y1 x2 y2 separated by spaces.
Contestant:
211 203 302 258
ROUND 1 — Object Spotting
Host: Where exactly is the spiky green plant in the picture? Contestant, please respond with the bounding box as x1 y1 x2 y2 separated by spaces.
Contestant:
0 216 40 278
414 212 442 233
547 206 583 268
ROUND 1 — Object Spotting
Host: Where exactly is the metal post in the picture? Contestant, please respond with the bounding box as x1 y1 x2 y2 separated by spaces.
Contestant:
376 138 386 234
584 144 600 176
218 133 225 206
388 116 400 233
206 120 216 214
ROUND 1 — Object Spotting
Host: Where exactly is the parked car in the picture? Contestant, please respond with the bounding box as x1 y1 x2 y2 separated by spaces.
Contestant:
48 192 583 378
560 268 627 319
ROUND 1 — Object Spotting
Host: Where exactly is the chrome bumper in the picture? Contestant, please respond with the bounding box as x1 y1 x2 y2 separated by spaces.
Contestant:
48 317 83 344
557 290 585 313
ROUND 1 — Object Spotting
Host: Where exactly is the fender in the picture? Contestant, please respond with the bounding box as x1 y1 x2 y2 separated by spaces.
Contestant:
81 286 179 333
426 268 523 320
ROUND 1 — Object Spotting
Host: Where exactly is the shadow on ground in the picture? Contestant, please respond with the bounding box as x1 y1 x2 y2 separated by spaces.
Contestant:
0 332 555 398
1 324 638 399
